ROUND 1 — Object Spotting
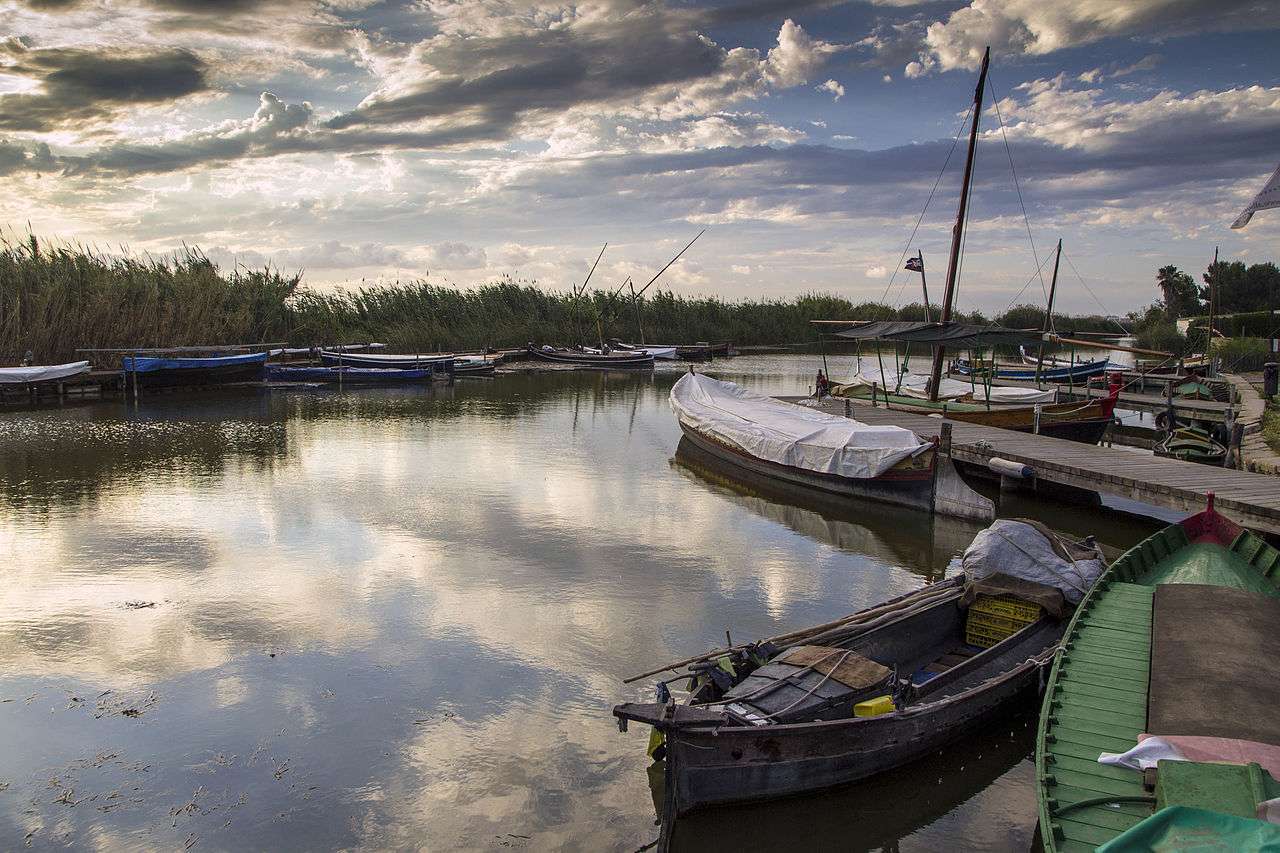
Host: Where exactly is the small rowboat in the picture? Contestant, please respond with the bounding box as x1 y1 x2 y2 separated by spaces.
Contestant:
0 361 90 384
452 356 496 376
526 345 654 369
616 516 1105 851
266 366 441 385
318 351 454 369
122 352 267 388
1153 425 1227 466
1036 496 1280 852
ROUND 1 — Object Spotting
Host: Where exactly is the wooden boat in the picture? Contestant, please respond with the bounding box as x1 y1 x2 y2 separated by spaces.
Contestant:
616 519 1104 850
452 356 496 376
668 373 992 519
1154 425 1227 465
836 384 1119 444
122 352 268 388
526 345 654 369
608 340 679 360
1035 496 1280 852
318 350 454 369
266 365 443 385
954 354 1110 383
675 344 712 361
0 361 90 384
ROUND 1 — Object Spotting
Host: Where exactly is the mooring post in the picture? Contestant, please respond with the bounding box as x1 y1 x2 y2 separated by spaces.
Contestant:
844 397 851 418
871 382 878 408
940 421 953 456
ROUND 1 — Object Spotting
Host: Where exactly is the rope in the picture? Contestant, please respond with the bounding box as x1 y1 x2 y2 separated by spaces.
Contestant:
1061 250 1131 335
879 103 974 307
990 77 1047 307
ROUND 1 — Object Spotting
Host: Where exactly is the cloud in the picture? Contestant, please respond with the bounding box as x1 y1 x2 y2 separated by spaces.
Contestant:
763 19 845 88
864 264 887 278
914 0 1280 75
202 240 409 271
1078 53 1162 84
423 241 488 270
816 79 845 100
0 39 209 132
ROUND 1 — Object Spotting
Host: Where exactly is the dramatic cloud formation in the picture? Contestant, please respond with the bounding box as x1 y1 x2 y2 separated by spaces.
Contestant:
0 0 1277 309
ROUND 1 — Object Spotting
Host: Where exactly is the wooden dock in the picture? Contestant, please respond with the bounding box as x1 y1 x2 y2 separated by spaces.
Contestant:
945 372 1232 422
800 397 1280 536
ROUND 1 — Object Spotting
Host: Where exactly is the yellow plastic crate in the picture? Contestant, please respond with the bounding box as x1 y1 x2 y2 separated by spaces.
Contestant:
965 621 1014 649
969 594 1042 623
854 695 895 717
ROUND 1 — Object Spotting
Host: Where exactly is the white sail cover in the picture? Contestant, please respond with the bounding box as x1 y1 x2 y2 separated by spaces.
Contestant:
670 372 927 480
1232 161 1280 229
0 360 90 384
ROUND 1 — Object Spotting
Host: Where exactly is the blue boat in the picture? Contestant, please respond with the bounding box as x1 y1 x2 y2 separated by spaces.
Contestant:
952 354 1109 383
122 352 268 388
267 365 439 384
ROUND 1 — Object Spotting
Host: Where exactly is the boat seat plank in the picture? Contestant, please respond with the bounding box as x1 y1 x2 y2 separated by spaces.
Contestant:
1149 584 1280 744
777 645 893 691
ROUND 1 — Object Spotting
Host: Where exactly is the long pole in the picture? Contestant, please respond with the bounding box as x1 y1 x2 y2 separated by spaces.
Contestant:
1035 238 1063 387
628 279 645 345
928 46 990 402
918 251 931 323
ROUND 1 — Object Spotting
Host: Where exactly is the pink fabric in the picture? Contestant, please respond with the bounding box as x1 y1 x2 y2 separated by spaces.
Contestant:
1140 733 1280 778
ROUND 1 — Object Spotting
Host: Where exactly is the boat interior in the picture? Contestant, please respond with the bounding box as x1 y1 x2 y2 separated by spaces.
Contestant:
699 595 1061 726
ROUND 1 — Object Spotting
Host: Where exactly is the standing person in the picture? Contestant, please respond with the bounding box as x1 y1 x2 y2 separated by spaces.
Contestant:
815 369 830 398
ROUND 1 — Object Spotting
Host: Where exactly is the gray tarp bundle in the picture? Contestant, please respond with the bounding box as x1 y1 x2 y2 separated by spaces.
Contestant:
828 321 1044 349
960 519 1107 618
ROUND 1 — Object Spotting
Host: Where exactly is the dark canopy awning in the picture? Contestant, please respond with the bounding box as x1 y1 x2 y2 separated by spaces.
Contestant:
825 321 1044 349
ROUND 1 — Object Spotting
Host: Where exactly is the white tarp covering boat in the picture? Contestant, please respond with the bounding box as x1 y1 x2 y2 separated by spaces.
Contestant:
0 361 90 384
670 373 928 480
841 370 1057 404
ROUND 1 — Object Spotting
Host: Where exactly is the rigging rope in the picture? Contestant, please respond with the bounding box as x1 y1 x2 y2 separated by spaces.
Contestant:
878 103 974 307
1061 250 1132 335
990 77 1048 307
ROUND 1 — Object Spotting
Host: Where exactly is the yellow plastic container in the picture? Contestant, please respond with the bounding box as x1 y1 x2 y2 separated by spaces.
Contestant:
969 594 1042 623
854 695 895 717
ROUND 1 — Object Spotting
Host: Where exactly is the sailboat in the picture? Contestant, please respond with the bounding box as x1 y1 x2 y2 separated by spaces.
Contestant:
816 68 1118 444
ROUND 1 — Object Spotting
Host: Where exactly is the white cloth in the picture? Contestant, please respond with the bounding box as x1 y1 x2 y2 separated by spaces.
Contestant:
0 361 90 384
962 519 1105 605
1098 736 1186 771
670 373 928 479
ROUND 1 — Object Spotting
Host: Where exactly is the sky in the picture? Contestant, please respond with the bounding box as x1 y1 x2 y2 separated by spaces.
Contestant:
1 0 1279 316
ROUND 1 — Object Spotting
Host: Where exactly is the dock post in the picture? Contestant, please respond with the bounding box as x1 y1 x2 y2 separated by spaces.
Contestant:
939 422 953 456
844 398 851 418
871 383 878 408
1164 380 1175 431
1033 404 1042 435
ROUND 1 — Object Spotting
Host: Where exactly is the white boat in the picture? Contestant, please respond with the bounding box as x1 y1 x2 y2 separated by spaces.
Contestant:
0 361 90 384
843 369 1057 404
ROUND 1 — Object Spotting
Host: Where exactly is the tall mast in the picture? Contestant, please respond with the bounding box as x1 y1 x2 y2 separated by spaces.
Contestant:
1208 245 1218 369
1035 238 1063 386
928 46 990 401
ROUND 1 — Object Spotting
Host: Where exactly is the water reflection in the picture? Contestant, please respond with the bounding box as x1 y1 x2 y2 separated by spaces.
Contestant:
0 360 1157 851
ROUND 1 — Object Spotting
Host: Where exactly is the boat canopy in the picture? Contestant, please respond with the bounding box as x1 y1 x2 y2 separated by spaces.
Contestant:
670 373 928 480
829 321 1043 349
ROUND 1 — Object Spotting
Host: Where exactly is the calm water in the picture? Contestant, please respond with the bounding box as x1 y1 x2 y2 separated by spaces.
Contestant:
0 356 1162 851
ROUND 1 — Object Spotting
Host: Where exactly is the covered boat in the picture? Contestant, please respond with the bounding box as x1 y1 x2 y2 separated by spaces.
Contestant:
318 350 454 369
836 368 1057 404
609 341 679 360
954 354 1110 383
669 372 984 516
527 345 654 369
0 361 90 384
122 352 267 388
616 518 1106 850
452 356 496 376
1035 495 1280 852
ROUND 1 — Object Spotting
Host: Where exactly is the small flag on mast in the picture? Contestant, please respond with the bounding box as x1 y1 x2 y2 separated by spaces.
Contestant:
1232 160 1280 229
905 256 924 272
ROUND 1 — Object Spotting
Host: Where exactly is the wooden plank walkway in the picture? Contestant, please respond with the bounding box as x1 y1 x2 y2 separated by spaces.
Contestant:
802 397 1280 535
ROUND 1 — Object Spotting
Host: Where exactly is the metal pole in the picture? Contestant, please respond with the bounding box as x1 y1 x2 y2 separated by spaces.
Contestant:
928 46 990 401
1208 246 1218 376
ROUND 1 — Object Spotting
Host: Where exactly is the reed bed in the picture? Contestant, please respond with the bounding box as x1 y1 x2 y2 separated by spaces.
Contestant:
0 237 1135 363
